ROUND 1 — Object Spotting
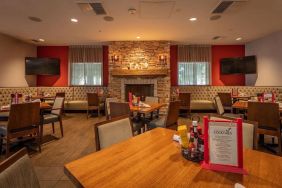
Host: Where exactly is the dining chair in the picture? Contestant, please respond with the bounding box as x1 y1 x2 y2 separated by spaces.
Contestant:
178 93 191 117
248 102 281 154
210 114 258 150
94 115 133 151
105 97 118 120
145 96 159 119
214 96 243 119
87 93 100 119
0 102 41 157
0 148 40 188
109 102 143 134
148 100 180 130
218 92 233 110
42 97 64 138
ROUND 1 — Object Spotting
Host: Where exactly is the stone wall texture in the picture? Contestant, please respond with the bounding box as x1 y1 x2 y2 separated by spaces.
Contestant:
108 41 171 113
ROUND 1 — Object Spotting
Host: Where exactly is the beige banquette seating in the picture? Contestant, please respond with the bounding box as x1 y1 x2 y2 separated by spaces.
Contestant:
0 87 108 111
171 86 282 111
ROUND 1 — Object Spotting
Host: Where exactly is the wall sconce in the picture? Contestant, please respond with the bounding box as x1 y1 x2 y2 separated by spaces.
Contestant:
111 55 119 62
159 55 167 64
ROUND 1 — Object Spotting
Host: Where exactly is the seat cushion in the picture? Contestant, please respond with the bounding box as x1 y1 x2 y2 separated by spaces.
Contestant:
148 117 166 129
43 114 59 124
0 112 9 121
0 154 40 188
65 101 88 110
191 100 215 110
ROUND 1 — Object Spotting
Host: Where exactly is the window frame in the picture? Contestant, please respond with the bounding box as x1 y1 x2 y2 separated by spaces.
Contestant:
177 61 211 86
70 62 103 86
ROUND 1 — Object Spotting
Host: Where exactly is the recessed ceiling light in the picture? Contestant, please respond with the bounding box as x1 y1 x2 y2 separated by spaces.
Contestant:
136 36 141 39
236 37 242 41
189 17 197 21
28 16 42 22
38 38 45 42
71 18 78 23
104 16 114 22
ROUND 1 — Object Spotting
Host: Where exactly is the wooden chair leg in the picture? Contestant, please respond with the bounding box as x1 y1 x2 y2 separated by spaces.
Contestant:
87 109 89 119
37 131 41 153
98 108 100 117
59 119 64 137
52 123 55 134
278 134 282 156
0 136 3 155
40 124 44 145
5 137 10 158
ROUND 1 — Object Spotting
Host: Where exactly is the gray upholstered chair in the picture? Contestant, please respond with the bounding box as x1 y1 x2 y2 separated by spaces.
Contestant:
210 115 258 149
94 115 133 151
105 97 118 120
0 148 40 188
43 97 64 137
148 101 180 130
214 96 242 119
145 96 159 104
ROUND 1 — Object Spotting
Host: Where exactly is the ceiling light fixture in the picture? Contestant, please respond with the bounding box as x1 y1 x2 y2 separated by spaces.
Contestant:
71 18 78 23
38 38 45 42
189 17 197 21
236 37 242 41
136 36 141 39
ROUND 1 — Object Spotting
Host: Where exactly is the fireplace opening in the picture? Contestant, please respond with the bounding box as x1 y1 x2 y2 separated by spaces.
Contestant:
125 84 154 101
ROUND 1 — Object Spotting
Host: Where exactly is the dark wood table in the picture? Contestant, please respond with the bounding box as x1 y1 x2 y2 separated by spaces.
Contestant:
0 102 51 112
130 103 166 114
232 101 282 113
64 128 282 188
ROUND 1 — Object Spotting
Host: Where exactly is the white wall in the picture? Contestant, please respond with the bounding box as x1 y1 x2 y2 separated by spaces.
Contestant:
245 30 282 86
0 33 37 87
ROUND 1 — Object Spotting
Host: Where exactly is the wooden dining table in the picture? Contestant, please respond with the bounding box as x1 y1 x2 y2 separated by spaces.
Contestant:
130 103 166 114
64 128 282 188
0 102 51 112
232 101 282 113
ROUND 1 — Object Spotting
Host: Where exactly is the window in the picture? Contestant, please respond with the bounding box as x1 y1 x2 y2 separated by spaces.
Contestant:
71 63 102 86
178 62 210 85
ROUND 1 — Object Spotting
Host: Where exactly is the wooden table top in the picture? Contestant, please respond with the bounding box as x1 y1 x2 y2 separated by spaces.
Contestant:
130 103 166 114
232 101 282 112
32 95 55 100
0 102 51 112
64 128 282 188
231 95 251 99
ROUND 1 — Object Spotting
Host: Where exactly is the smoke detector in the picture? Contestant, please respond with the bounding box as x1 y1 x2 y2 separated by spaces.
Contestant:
128 8 137 15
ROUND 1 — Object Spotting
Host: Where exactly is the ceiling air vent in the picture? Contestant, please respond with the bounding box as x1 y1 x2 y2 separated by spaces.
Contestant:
212 1 234 14
76 1 107 15
90 3 106 15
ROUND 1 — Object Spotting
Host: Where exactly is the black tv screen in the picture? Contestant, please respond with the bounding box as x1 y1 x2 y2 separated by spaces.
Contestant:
25 57 60 75
220 56 256 75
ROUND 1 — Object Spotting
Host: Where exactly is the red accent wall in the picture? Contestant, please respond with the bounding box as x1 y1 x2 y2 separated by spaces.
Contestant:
170 45 178 86
37 46 69 86
212 45 245 86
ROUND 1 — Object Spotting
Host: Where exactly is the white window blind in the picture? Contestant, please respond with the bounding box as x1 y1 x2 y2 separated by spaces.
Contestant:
178 62 210 85
71 63 102 86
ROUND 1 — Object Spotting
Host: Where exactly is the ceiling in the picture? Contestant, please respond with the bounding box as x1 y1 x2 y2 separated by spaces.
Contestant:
0 0 282 45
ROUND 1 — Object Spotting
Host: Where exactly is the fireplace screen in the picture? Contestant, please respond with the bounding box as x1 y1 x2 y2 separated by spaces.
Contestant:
125 84 154 101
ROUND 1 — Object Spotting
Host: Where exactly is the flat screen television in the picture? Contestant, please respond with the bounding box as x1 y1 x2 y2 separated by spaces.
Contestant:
25 57 60 75
220 56 256 75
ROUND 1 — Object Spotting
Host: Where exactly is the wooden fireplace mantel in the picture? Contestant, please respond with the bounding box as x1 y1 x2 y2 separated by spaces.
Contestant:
111 69 169 77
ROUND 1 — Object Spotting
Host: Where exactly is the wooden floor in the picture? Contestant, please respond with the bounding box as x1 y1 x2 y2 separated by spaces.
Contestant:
0 113 278 188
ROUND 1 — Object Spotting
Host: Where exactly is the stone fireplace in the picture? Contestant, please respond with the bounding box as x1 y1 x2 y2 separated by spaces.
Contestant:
108 41 171 112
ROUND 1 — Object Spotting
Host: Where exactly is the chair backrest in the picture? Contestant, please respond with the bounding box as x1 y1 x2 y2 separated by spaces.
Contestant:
56 92 65 98
87 93 99 106
165 100 180 127
210 115 257 149
109 102 131 119
51 97 64 115
218 92 232 107
94 115 133 150
214 96 225 115
0 148 40 188
105 98 118 117
7 102 40 132
178 93 191 108
145 96 159 104
248 102 280 130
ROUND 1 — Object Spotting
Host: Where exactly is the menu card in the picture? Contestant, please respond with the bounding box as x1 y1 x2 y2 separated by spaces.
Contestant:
209 121 238 166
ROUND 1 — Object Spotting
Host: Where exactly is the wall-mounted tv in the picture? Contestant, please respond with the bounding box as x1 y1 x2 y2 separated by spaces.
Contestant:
25 57 60 75
220 56 257 75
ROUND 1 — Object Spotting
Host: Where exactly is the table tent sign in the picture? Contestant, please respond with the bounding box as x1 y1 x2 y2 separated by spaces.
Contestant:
201 116 247 175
